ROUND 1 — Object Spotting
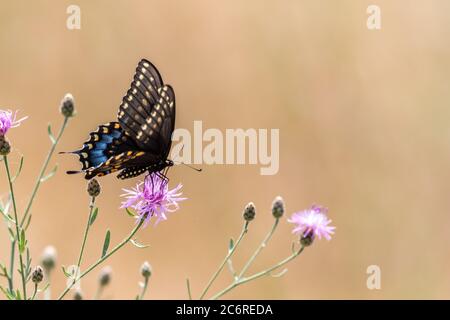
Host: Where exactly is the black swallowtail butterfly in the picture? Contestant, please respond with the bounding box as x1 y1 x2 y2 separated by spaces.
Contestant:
65 59 175 180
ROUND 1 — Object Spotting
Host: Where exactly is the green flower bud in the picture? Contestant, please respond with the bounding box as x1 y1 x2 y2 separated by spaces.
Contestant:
300 232 314 247
243 202 256 222
0 136 11 156
141 261 152 278
271 196 285 218
87 179 101 197
41 245 57 272
32 266 44 284
60 93 75 118
73 289 83 300
99 266 112 286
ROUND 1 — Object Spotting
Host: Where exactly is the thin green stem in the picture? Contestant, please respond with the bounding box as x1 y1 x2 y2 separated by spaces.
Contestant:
238 218 279 279
76 198 95 270
20 116 69 228
67 197 95 291
186 278 192 300
94 285 103 300
138 277 149 300
3 156 27 300
8 243 15 292
58 218 144 300
199 221 249 300
44 272 51 300
30 283 38 300
210 246 305 300
7 117 70 295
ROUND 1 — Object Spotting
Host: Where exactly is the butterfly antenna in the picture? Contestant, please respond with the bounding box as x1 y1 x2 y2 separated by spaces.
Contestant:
171 159 202 172
181 162 202 172
170 144 201 171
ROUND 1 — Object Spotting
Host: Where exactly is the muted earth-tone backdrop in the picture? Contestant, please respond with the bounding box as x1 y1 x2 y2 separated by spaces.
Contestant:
1 0 450 299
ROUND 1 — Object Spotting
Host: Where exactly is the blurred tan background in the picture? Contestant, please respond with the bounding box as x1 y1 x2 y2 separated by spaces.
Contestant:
1 0 450 299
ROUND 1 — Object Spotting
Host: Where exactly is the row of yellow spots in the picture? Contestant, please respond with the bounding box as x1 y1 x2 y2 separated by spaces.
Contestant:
104 151 145 166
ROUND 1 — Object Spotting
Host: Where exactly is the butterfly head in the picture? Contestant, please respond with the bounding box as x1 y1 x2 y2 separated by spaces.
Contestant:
166 159 174 167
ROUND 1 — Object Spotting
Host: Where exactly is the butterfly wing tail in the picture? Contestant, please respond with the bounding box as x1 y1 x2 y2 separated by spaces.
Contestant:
63 122 137 179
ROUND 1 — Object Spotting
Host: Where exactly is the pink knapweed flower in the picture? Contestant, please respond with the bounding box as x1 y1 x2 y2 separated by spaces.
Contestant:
0 109 27 136
120 173 186 226
288 205 335 241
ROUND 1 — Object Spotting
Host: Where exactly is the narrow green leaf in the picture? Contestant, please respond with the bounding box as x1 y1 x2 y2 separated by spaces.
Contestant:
130 239 149 249
229 238 234 251
101 230 111 258
40 164 58 182
24 214 32 231
0 208 15 223
0 198 14 223
48 124 56 144
61 265 72 278
19 229 26 254
271 268 288 278
38 282 50 293
15 289 21 300
11 156 24 182
0 263 7 277
0 286 15 300
126 208 136 217
89 208 99 226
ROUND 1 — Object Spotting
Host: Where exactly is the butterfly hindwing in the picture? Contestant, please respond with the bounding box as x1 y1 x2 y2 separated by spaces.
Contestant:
72 122 124 170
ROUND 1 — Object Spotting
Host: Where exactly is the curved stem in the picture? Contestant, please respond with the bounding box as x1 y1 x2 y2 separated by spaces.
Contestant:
58 218 144 300
76 198 95 271
199 221 249 300
44 272 51 300
67 197 95 291
94 285 103 300
238 218 279 279
7 117 70 294
30 283 38 300
138 277 149 300
186 278 192 300
3 156 27 299
20 116 69 228
210 246 305 300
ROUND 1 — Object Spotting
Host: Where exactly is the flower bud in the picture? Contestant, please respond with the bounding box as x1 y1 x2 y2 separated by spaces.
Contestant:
73 289 83 300
32 266 44 284
99 266 112 287
243 202 256 222
300 232 314 247
271 196 285 218
41 245 57 272
60 93 75 118
141 261 152 278
87 179 101 197
0 136 11 156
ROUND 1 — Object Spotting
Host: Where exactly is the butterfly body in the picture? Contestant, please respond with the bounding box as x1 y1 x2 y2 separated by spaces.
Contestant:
65 59 176 180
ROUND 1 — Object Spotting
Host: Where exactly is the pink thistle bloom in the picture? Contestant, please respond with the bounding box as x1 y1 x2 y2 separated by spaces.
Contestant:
120 173 186 226
288 205 335 241
0 109 28 136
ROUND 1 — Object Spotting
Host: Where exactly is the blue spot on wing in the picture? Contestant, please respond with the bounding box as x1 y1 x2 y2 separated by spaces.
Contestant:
73 123 126 171
87 129 122 166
